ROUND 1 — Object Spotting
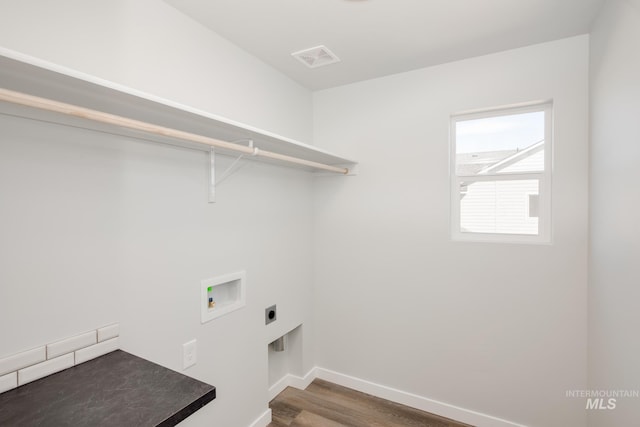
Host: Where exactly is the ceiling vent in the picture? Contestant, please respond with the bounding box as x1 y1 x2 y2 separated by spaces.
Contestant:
291 45 341 69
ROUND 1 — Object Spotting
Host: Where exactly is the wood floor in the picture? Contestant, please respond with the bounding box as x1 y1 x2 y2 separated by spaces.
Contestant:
268 379 473 427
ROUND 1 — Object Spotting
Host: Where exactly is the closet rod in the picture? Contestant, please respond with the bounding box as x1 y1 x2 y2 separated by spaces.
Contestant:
0 88 349 175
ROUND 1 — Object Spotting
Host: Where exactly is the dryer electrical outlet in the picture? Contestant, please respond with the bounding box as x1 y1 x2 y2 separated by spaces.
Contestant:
265 305 277 325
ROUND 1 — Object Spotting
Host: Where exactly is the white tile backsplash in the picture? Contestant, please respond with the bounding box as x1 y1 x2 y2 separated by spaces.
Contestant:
1 323 119 393
0 372 17 394
0 347 46 376
18 353 74 386
47 331 96 359
97 324 119 343
75 338 119 365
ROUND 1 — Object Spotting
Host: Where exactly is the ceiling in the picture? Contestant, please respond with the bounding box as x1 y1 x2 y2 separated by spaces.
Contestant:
165 0 605 91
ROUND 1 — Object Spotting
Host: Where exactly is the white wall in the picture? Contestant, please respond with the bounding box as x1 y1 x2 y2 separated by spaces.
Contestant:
0 1 315 426
589 1 640 425
313 36 589 427
0 0 312 142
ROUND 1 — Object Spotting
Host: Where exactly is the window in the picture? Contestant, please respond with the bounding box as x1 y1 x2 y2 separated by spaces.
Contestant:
450 102 552 243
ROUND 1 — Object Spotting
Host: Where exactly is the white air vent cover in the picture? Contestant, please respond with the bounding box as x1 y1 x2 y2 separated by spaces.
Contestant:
291 45 340 69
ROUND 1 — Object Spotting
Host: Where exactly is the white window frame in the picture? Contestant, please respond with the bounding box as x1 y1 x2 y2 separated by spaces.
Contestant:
450 102 553 244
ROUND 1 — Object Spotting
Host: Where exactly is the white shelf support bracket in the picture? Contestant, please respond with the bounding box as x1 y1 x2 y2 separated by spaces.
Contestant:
209 139 255 203
208 148 216 203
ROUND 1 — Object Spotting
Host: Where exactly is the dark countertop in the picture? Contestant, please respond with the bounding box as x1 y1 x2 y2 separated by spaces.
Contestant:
0 350 216 427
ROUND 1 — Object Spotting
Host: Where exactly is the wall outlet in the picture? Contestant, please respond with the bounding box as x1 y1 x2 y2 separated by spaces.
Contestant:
183 339 197 369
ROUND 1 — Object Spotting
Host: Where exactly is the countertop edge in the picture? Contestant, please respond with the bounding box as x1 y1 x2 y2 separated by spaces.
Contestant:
159 387 217 427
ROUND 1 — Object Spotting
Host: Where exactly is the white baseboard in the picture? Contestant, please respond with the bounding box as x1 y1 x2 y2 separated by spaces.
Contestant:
248 408 272 427
314 367 528 427
268 367 318 401
266 366 527 427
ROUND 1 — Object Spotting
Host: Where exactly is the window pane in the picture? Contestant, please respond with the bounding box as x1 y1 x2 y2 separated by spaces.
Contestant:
460 179 539 235
456 111 545 176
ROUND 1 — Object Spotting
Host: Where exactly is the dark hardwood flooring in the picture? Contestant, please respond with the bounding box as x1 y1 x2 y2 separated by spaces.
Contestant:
268 379 473 427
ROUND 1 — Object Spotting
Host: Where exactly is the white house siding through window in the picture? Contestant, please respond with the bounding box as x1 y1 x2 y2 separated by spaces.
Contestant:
459 142 544 234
